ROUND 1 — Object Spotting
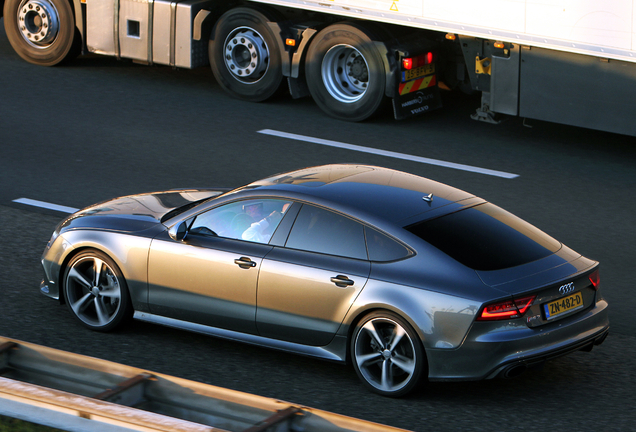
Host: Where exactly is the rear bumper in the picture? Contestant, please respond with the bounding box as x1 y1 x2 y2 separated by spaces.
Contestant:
426 299 609 381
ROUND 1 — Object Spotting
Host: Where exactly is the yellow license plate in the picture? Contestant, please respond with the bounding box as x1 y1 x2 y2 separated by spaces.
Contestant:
544 292 584 320
402 64 435 82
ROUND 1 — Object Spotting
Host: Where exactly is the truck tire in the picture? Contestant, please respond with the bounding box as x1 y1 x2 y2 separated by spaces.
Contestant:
305 23 387 122
209 7 284 102
3 0 78 66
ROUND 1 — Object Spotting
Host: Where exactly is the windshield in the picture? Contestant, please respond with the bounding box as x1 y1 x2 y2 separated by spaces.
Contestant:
160 194 226 224
406 203 561 271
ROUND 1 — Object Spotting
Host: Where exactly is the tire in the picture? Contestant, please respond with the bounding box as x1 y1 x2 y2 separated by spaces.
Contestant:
209 7 284 102
63 250 132 332
305 23 387 122
351 311 426 397
3 0 78 66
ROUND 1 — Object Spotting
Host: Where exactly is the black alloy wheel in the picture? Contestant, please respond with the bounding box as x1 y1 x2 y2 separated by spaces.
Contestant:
63 250 132 332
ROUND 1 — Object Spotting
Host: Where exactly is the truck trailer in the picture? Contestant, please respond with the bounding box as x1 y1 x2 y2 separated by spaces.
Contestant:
2 0 636 135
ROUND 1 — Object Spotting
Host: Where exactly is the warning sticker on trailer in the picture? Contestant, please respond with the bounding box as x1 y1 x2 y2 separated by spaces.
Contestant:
392 86 442 120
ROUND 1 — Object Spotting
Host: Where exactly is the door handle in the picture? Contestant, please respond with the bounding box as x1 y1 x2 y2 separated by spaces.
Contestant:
234 257 257 269
330 275 354 287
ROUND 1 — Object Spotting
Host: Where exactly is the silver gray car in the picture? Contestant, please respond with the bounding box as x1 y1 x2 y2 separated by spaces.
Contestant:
40 164 609 396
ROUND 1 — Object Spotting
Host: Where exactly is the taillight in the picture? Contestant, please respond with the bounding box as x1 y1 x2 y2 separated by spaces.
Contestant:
402 52 434 70
589 270 600 290
477 295 536 321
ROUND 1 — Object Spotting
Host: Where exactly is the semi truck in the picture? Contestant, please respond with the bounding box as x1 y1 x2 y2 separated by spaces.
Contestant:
2 0 636 135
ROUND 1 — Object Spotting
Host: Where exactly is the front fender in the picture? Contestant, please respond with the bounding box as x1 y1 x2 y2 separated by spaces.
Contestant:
43 228 158 312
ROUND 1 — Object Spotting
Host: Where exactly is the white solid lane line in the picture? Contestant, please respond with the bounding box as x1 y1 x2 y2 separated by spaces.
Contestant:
258 129 519 179
13 198 78 214
13 132 515 214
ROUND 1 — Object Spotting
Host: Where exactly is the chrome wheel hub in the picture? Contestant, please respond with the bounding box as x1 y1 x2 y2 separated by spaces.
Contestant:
223 27 270 83
321 44 369 103
17 0 60 47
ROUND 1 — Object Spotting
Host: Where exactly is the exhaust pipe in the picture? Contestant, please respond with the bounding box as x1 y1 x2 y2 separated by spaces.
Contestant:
501 364 527 379
594 331 609 346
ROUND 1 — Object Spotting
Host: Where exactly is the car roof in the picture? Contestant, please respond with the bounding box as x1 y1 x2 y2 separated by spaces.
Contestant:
241 164 475 224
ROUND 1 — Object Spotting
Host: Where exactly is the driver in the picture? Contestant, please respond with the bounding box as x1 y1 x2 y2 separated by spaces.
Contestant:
242 202 290 243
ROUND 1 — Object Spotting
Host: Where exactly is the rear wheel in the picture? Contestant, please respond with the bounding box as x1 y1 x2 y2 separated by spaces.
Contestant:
305 23 387 121
351 311 426 397
63 250 132 332
209 7 284 102
3 0 78 66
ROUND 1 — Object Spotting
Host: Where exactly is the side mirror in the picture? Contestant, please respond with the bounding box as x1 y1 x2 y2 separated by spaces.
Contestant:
168 221 188 241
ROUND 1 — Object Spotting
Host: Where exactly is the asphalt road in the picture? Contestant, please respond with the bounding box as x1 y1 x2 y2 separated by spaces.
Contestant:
1 22 636 432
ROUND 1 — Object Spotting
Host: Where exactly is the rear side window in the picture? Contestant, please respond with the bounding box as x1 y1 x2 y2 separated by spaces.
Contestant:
285 205 367 260
407 203 561 271
365 227 411 262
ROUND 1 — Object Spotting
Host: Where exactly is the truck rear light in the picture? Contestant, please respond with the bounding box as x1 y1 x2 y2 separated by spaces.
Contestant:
402 52 434 70
477 295 536 321
589 270 600 290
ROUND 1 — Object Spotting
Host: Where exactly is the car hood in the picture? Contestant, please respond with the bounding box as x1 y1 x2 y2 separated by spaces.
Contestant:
58 189 225 233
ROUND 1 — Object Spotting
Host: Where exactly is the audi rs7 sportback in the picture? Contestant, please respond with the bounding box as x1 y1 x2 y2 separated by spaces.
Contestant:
40 164 609 396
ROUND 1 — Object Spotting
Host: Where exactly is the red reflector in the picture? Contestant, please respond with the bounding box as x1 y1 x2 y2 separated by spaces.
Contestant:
426 51 433 64
403 58 413 70
589 270 600 290
477 295 536 321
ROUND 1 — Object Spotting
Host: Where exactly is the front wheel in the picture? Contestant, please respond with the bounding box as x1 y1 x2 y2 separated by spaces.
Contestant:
63 250 132 332
209 7 284 102
3 0 78 66
305 23 387 122
351 311 426 397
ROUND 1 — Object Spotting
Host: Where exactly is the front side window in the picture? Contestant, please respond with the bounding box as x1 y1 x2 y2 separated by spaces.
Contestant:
190 199 292 244
285 205 367 260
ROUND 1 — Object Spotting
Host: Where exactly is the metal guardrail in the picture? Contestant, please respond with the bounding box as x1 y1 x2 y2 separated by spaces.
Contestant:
0 337 411 432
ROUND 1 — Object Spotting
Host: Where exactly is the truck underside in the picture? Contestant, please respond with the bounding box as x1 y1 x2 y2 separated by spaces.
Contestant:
2 0 636 136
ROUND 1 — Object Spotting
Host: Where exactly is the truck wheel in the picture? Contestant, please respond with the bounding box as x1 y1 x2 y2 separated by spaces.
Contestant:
3 0 78 66
305 23 387 122
209 7 284 102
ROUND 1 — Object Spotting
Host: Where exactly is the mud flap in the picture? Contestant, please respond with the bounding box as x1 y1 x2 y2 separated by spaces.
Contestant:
392 86 442 120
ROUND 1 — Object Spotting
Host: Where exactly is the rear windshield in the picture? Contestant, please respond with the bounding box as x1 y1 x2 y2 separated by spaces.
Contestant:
406 203 561 271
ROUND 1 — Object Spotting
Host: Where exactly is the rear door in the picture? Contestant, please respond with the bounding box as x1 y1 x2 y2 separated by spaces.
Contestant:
256 204 370 346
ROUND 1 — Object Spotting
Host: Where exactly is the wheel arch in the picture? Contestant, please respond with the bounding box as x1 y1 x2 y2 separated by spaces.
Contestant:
55 232 152 312
57 246 101 304
71 0 84 49
341 279 479 357
343 304 427 366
